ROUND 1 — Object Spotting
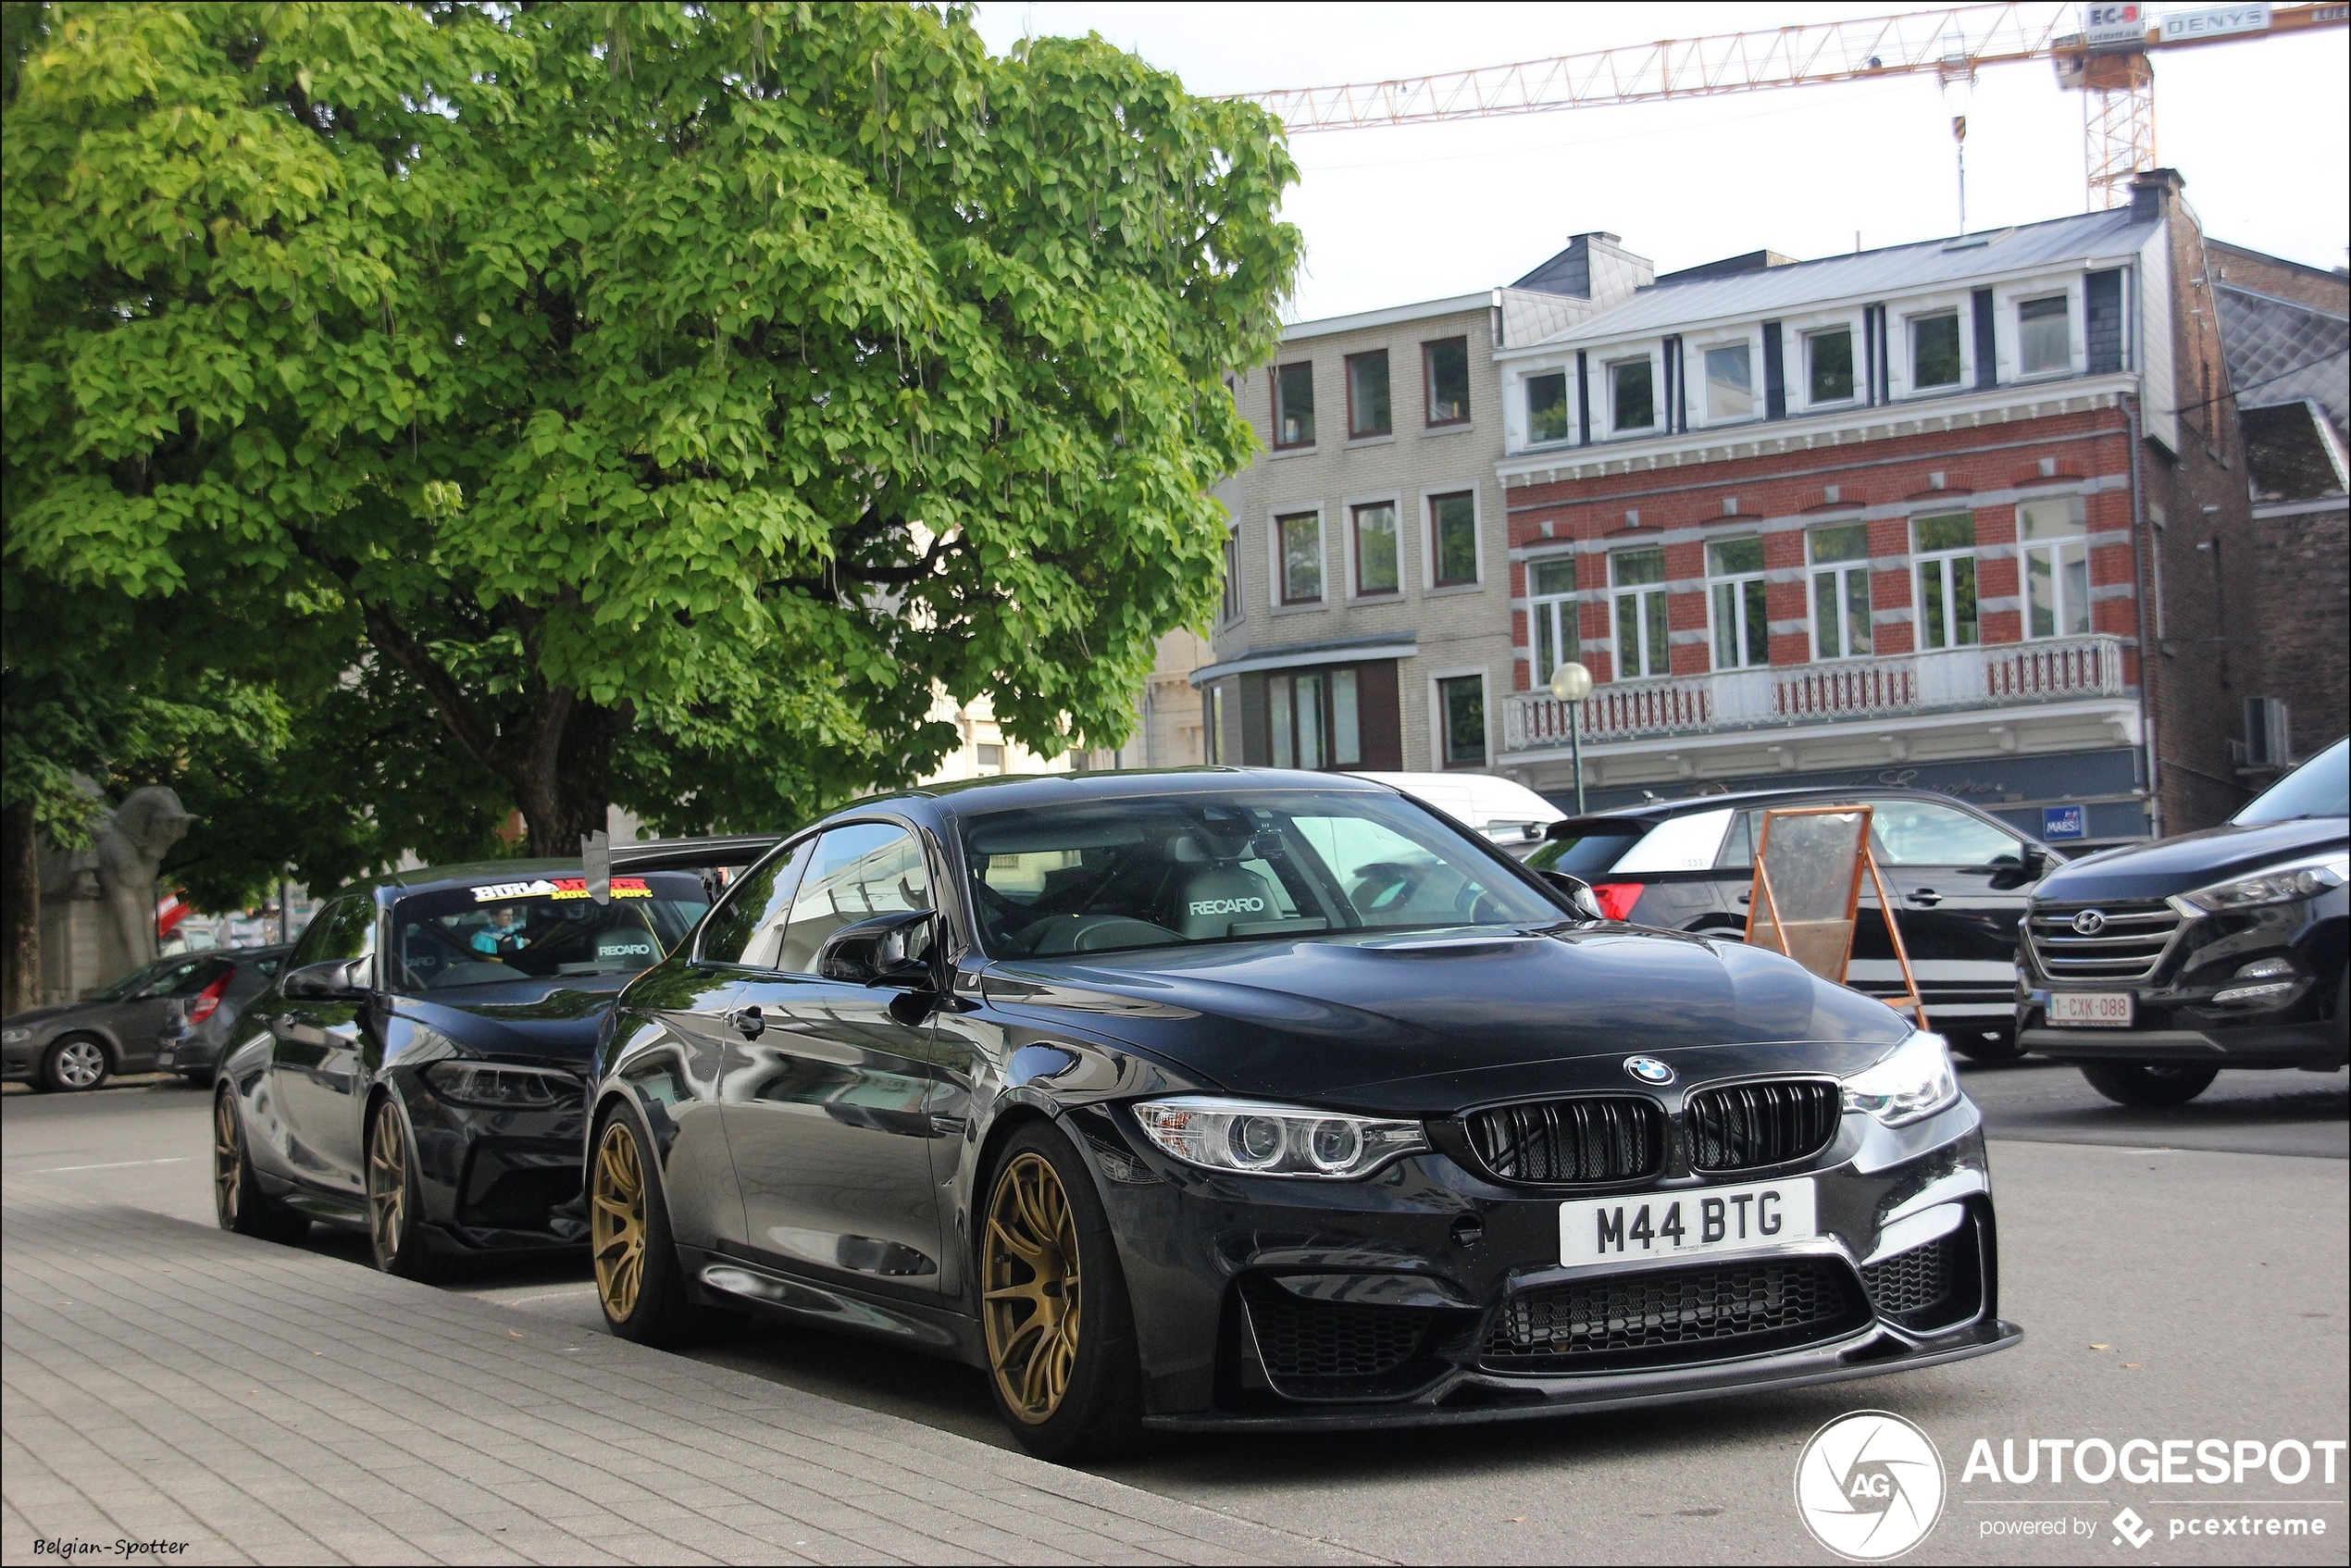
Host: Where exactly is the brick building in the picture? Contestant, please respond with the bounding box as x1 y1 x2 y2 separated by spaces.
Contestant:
1486 171 2265 843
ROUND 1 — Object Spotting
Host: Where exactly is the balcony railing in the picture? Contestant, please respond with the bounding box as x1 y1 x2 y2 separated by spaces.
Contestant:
1501 635 2126 753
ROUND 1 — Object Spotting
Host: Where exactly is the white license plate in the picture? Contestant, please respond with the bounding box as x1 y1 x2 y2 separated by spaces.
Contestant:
1561 1177 1817 1267
2047 990 2134 1027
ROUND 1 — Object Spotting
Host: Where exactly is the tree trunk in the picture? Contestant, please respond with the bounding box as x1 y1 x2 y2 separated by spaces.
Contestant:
512 698 626 858
2 801 39 1015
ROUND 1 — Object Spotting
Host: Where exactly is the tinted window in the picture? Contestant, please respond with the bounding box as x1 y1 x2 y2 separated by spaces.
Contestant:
2233 739 2349 825
129 954 216 1000
291 896 376 968
698 839 814 967
1864 799 2021 866
1527 825 1646 877
776 825 932 976
388 874 708 991
961 790 1557 956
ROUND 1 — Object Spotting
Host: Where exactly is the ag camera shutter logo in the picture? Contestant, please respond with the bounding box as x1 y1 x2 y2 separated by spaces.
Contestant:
1795 1411 1947 1561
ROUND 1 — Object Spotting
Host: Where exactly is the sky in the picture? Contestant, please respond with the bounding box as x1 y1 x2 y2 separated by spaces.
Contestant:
971 2 2351 324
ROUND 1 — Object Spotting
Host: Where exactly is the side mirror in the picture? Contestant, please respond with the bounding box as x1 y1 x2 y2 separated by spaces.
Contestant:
282 957 371 1002
817 909 939 989
2021 846 2049 878
1538 870 1606 922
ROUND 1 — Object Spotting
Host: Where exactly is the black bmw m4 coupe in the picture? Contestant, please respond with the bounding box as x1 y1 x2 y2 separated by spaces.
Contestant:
588 770 2018 1460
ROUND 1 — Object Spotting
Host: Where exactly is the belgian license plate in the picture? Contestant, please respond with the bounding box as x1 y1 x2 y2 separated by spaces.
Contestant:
2048 991 2133 1027
1561 1177 1817 1267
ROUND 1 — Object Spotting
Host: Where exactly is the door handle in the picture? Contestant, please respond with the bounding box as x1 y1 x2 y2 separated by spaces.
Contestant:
729 1007 765 1039
1906 890 1942 906
1736 891 1751 905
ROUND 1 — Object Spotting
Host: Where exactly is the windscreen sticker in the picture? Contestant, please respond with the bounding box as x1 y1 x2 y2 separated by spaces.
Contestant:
469 877 652 902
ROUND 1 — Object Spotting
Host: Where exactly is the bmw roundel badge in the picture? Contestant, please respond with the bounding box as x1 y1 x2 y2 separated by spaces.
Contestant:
1623 1056 1675 1087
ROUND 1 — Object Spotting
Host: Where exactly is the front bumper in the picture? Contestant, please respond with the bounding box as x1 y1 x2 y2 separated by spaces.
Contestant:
1077 1096 2017 1431
1 1039 38 1081
396 1073 591 1251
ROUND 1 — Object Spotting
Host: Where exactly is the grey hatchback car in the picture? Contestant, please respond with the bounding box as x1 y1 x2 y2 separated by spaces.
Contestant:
3 950 236 1091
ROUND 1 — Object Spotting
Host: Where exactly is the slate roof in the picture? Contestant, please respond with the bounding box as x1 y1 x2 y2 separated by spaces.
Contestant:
2214 283 2349 435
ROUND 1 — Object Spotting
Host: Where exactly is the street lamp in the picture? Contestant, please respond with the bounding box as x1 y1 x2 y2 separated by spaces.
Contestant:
1547 660 1593 815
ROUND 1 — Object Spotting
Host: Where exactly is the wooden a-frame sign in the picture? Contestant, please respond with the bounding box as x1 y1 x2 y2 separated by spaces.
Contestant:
1743 803 1929 1029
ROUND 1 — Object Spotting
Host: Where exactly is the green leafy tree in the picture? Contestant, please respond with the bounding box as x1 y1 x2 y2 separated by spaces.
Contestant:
4 1 1298 859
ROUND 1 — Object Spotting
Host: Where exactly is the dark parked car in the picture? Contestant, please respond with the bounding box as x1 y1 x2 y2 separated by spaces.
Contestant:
210 838 773 1275
2018 738 2347 1106
4 950 240 1092
1526 787 2056 1060
586 770 2015 1461
155 944 292 1088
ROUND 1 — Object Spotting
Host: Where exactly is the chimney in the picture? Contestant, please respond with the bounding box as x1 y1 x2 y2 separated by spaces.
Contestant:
2130 168 2185 222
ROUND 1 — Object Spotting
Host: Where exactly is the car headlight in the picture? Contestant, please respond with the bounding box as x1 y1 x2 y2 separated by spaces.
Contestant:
422 1062 583 1109
1839 1031 1959 1127
1131 1097 1428 1179
2 1027 30 1044
2173 852 2348 915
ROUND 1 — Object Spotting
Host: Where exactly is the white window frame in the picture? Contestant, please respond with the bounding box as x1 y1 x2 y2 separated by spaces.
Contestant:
1692 330 1762 427
1524 550 1579 686
1517 364 1576 451
1605 350 1661 436
2018 495 2094 641
1425 666 1492 773
1269 504 1327 610
1705 535 1770 670
1343 491 1406 602
1798 320 1860 411
1910 511 1981 651
1805 524 1874 662
1899 301 1969 397
1219 525 1244 626
2014 292 2074 380
1423 486 1484 591
1608 547 1673 680
1992 275 2084 383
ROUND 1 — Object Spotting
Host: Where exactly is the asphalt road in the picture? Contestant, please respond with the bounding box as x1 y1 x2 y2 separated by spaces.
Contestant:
6 1060 2346 1565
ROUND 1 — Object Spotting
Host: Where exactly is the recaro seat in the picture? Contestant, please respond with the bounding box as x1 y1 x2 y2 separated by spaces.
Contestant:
1163 833 1284 940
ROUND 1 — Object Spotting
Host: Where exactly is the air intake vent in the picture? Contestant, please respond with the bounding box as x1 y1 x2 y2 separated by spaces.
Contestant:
1238 1278 1437 1400
1686 1079 1841 1172
1462 1096 1665 1185
1861 1222 1983 1333
1483 1258 1866 1371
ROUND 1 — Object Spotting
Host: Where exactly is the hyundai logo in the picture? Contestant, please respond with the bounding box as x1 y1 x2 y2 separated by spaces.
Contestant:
2071 909 2108 936
1623 1056 1675 1087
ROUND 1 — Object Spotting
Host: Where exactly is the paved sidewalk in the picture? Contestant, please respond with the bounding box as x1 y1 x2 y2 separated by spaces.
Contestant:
1 1185 1382 1566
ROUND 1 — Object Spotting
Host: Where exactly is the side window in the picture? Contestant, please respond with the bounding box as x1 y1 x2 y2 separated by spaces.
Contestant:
1714 810 1761 870
291 896 375 968
776 824 933 976
133 955 212 999
1865 799 2021 867
697 838 815 968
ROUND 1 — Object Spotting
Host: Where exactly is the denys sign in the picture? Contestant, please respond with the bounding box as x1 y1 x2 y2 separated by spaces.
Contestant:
2161 2 2273 41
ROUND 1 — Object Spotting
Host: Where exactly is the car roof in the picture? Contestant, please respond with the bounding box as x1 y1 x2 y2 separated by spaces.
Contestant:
847 766 1398 826
1550 784 2019 833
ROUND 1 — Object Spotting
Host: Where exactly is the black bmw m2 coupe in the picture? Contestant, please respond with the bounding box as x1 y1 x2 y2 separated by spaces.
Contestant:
588 770 2018 1460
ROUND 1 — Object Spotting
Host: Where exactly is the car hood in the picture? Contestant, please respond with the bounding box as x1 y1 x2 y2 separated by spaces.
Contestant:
2 1002 89 1034
983 927 1911 1114
2034 816 2348 902
390 975 631 1065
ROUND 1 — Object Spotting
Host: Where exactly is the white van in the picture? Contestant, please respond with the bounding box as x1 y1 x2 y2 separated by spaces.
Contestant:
1348 772 1566 859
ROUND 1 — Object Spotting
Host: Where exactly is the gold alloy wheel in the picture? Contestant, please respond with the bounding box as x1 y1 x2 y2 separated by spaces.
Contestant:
591 1122 647 1322
367 1105 407 1263
214 1093 241 1226
982 1151 1082 1425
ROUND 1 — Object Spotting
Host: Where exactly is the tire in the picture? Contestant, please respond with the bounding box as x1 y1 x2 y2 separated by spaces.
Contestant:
591 1101 728 1347
2080 1062 2219 1107
213 1087 310 1243
1953 1028 2031 1063
41 1035 111 1093
367 1097 454 1284
978 1120 1145 1463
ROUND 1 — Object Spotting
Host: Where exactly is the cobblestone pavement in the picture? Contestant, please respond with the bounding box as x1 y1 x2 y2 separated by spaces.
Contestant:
0 1183 1382 1567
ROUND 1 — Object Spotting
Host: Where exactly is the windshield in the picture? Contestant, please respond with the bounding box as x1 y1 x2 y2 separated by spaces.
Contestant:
389 873 711 991
2233 739 2349 826
960 790 1562 957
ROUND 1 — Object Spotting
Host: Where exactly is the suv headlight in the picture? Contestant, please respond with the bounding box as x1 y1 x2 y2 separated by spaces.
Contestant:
1840 1031 1959 1127
1132 1097 1428 1179
423 1061 583 1109
2174 852 2347 915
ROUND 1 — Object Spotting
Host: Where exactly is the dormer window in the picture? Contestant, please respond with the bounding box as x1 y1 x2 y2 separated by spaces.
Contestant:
1610 357 1655 432
1911 312 1962 390
1806 327 1855 404
2019 295 2071 376
1703 342 1754 420
1526 371 1571 445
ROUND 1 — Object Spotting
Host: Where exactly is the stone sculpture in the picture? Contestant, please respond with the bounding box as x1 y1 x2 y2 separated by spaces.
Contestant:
94 786 197 967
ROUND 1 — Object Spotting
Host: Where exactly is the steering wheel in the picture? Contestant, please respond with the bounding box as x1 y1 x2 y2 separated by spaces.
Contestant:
1016 914 1184 954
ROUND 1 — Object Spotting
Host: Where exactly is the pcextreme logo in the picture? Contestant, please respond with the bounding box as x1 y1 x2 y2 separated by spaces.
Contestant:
1794 1411 1947 1561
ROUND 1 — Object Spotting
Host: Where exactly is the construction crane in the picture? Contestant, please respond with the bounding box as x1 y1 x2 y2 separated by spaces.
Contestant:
1232 2 2349 210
